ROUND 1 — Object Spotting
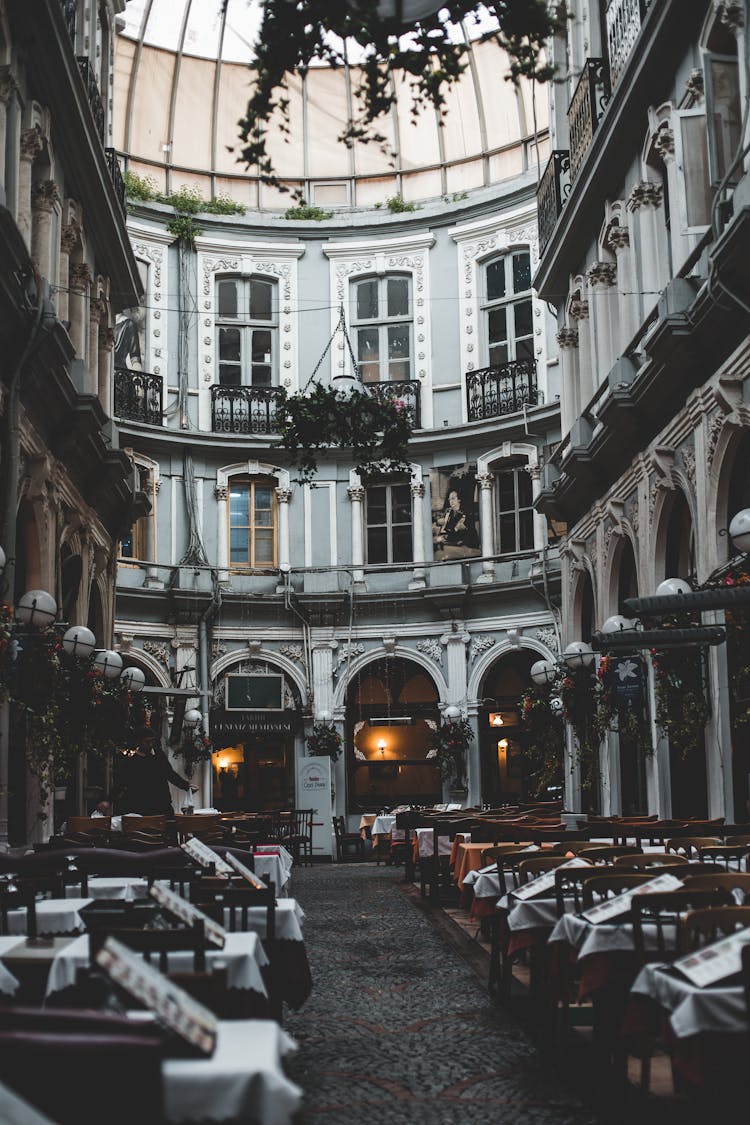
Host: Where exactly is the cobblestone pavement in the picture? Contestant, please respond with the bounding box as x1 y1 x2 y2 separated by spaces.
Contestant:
286 864 597 1125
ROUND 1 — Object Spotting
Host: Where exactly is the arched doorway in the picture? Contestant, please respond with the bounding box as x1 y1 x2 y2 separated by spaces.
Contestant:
612 537 648 815
479 650 563 805
725 432 750 819
209 660 303 812
345 657 441 811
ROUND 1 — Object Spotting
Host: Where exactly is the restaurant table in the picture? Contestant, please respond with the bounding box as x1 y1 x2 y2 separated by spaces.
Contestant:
625 962 749 1091
251 848 293 895
412 827 457 860
0 937 22 996
45 930 269 1004
65 877 149 901
5 897 91 936
0 935 77 1004
219 898 311 1010
161 1017 302 1125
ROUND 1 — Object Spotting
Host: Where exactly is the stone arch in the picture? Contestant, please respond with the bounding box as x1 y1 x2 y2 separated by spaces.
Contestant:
605 529 640 620
467 634 556 706
332 645 448 713
210 647 308 707
709 419 750 574
571 562 597 643
652 482 696 585
118 646 171 689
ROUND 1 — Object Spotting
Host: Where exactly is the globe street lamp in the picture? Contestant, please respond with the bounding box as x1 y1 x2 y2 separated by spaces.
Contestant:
15 589 57 628
729 507 750 554
93 649 123 679
120 666 146 692
530 658 557 686
62 625 96 659
563 641 595 670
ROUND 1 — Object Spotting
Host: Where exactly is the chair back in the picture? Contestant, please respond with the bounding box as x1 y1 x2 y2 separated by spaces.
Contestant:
122 814 166 833
581 871 658 909
665 835 722 858
612 852 688 869
554 864 600 917
0 884 37 938
679 904 750 954
682 871 750 902
88 918 207 974
175 814 223 844
631 887 733 963
697 844 750 871
66 816 111 836
518 855 567 884
577 845 643 863
495 850 537 893
480 843 533 866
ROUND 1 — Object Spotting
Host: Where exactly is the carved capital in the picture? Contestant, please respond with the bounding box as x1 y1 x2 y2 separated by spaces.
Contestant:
69 262 92 291
586 261 617 287
715 0 744 33
525 464 541 482
20 126 44 162
0 66 18 106
347 486 365 503
627 180 663 211
90 296 108 325
568 298 589 321
605 223 630 252
60 222 80 256
275 487 293 504
686 67 705 102
31 179 59 211
410 481 426 499
214 485 228 502
476 473 493 492
99 326 116 350
653 121 675 161
556 327 579 349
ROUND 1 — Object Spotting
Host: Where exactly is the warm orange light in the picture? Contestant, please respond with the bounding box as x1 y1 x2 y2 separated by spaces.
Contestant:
377 738 387 756
491 714 504 727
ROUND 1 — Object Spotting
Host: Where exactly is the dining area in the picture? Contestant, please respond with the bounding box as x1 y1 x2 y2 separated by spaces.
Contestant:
0 813 314 1125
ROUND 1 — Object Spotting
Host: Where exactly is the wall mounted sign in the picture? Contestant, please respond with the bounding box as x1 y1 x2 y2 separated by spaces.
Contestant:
225 673 284 711
611 655 644 708
210 708 301 740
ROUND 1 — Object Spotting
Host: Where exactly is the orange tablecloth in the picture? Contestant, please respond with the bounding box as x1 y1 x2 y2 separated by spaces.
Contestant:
452 842 491 886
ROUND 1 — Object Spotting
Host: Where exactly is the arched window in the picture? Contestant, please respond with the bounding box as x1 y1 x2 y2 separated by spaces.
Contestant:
228 478 277 569
217 277 277 387
482 249 532 367
352 274 412 383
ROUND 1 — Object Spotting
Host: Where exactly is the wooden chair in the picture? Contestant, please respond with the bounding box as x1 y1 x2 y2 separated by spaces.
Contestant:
578 845 643 863
333 816 365 862
678 905 750 954
682 871 750 902
697 843 750 871
122 814 166 834
175 814 223 845
168 966 230 1017
581 871 657 909
554 864 605 917
665 835 722 858
284 809 314 866
518 855 568 884
495 850 539 894
88 918 208 974
631 888 734 964
480 843 533 867
612 852 688 869
725 835 750 846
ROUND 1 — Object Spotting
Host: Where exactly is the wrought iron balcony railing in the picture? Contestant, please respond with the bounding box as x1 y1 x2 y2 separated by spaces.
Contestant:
568 58 611 181
77 57 105 144
466 359 541 422
606 0 650 89
105 148 126 216
114 368 163 426
211 384 282 435
367 378 422 430
537 150 571 254
60 0 77 47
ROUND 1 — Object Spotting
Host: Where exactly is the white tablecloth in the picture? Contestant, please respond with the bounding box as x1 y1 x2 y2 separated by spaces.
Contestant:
549 912 670 958
506 896 572 932
5 897 91 936
631 962 747 1039
162 1019 301 1125
0 936 22 995
252 854 292 895
221 898 305 943
66 878 149 902
414 828 454 857
371 815 396 838
45 931 268 998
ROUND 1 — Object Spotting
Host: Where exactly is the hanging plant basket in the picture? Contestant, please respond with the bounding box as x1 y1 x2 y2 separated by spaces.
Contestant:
306 721 343 761
426 718 473 786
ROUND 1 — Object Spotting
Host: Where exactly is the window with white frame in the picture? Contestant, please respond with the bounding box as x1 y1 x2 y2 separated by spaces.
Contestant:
495 461 534 555
366 481 412 564
216 277 277 387
120 461 156 563
352 275 412 383
228 478 277 568
704 52 741 186
482 250 533 368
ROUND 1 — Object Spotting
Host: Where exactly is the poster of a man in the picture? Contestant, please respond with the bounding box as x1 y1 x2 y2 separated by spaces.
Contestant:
431 464 481 560
114 260 148 371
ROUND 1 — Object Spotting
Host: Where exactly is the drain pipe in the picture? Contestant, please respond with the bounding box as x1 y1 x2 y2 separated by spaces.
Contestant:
197 576 222 805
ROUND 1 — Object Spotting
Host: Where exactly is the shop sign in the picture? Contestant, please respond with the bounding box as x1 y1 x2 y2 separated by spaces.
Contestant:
209 708 302 739
611 656 644 708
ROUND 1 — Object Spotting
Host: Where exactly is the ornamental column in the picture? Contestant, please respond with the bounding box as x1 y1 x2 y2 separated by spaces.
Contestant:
68 262 91 365
170 630 204 807
476 473 495 584
98 324 115 416
526 464 547 551
0 68 18 191
605 221 639 353
586 261 617 387
347 485 366 590
215 485 229 585
18 127 44 250
89 297 107 399
311 640 336 719
441 629 470 708
275 487 292 591
627 182 668 297
409 481 427 589
653 122 686 268
58 223 78 323
568 298 593 409
556 327 579 436
30 180 59 282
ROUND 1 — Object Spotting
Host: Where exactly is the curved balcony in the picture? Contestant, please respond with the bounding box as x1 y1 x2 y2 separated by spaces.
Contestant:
211 385 282 435
466 359 541 422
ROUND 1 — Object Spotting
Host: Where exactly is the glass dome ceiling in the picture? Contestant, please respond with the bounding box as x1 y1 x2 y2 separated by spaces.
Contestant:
115 0 549 210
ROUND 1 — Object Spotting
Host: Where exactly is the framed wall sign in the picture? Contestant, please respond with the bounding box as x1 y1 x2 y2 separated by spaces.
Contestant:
225 673 284 711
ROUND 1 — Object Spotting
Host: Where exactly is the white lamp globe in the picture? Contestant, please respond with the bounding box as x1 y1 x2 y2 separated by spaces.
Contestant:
549 696 564 714
530 659 557 686
444 704 462 723
601 615 636 635
656 578 691 597
318 710 332 723
729 508 750 554
62 625 96 658
93 649 123 679
183 708 202 729
15 589 57 628
563 641 595 670
121 666 146 692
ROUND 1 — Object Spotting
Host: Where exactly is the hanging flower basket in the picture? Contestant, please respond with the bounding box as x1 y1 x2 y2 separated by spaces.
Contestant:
426 718 473 786
276 382 413 484
306 721 342 761
173 726 214 779
518 687 564 799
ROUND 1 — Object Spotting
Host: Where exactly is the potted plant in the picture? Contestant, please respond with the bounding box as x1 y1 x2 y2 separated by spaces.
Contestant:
426 718 473 790
306 722 342 761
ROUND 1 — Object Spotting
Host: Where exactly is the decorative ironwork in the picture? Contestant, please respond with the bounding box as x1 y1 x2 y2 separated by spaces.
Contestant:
105 148 126 216
114 368 163 425
210 384 282 435
606 0 650 88
466 359 541 422
537 150 571 253
367 379 422 430
77 57 105 144
568 59 611 181
60 0 77 46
